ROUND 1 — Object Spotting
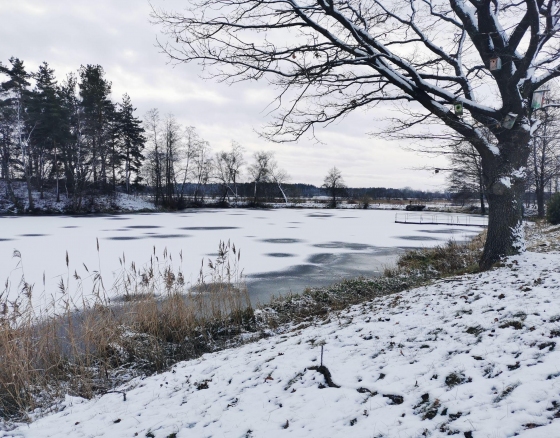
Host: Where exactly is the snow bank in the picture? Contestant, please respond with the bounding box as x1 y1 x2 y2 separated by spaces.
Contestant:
0 181 155 214
5 246 560 437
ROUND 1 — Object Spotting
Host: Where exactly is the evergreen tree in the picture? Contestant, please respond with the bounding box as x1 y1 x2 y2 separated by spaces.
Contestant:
79 64 112 191
0 58 34 209
59 73 89 210
0 61 18 206
28 62 69 200
117 94 145 193
105 102 121 192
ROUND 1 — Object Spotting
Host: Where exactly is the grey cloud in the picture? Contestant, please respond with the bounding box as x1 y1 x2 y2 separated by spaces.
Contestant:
0 0 446 189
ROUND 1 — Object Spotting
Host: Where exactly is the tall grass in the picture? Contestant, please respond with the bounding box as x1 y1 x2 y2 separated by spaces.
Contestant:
0 240 252 422
395 231 486 275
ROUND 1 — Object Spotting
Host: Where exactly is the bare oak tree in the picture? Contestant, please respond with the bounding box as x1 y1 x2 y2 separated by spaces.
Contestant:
153 0 560 268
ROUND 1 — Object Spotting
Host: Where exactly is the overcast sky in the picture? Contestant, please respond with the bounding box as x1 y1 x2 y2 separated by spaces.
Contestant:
0 0 449 189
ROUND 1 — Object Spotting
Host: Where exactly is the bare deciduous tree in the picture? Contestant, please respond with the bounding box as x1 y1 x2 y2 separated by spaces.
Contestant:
270 160 290 204
161 114 181 205
248 151 274 204
144 108 163 205
214 141 245 204
323 166 346 207
178 126 202 202
192 138 213 203
153 0 560 269
447 138 486 214
530 99 560 217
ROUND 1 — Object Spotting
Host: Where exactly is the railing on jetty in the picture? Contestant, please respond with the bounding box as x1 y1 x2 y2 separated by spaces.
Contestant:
395 213 488 227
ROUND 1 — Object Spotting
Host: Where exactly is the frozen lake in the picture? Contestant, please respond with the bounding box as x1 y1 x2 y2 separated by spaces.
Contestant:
0 209 486 308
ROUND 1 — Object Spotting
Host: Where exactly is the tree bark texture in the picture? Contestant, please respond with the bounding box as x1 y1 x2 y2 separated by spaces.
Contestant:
480 129 530 270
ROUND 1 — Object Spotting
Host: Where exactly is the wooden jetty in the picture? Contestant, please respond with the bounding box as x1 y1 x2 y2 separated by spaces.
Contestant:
395 213 488 227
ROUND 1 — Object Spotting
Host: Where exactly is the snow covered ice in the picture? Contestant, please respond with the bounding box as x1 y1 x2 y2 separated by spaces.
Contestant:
4 228 560 437
0 209 484 308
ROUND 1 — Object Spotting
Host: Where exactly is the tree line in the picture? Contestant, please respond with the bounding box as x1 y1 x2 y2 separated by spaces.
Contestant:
6 55 554 217
0 57 500 214
0 58 293 211
0 58 295 212
0 58 145 212
3 58 445 212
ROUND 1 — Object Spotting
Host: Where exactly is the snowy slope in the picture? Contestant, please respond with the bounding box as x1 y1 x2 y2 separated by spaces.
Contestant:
3 248 560 437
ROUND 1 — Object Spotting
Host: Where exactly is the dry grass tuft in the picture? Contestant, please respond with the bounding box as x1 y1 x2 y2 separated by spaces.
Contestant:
395 231 486 276
0 241 253 422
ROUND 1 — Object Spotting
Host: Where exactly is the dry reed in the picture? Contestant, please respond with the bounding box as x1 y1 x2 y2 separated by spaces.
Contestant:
0 240 253 423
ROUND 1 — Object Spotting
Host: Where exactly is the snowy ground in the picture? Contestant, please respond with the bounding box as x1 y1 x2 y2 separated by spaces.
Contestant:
0 181 155 214
0 209 484 308
4 226 560 437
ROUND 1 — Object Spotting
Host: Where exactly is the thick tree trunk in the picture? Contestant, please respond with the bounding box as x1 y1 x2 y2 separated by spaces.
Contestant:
479 131 530 270
480 185 525 270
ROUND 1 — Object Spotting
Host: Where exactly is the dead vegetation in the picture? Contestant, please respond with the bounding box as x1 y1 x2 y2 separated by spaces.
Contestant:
0 241 253 422
0 232 487 423
395 231 486 275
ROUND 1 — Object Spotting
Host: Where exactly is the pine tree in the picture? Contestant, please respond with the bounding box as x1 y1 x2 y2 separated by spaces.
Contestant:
105 102 121 192
0 62 18 207
0 58 34 209
59 73 89 210
28 62 69 200
117 94 145 193
79 65 113 191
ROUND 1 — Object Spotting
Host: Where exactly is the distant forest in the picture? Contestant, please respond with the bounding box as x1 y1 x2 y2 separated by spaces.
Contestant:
171 182 448 202
0 57 449 213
